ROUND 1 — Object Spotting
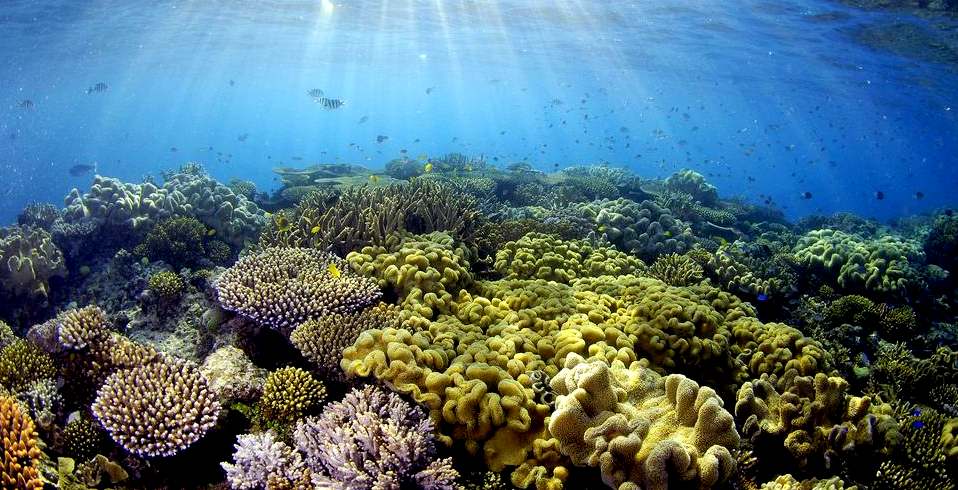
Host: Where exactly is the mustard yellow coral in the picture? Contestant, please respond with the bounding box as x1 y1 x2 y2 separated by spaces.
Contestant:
494 232 644 283
259 367 327 426
0 395 43 489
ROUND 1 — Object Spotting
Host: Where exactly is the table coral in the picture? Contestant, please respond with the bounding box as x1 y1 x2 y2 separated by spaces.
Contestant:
91 356 221 457
0 225 66 299
547 353 739 490
494 232 645 283
215 247 381 333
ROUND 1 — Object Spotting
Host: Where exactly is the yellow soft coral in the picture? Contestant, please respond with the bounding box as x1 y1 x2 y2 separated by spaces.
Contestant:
494 232 645 283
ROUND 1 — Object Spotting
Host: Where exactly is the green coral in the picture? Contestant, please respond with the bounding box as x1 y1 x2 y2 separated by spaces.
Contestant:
0 339 56 393
147 270 185 301
494 232 645 283
258 367 327 427
134 216 208 269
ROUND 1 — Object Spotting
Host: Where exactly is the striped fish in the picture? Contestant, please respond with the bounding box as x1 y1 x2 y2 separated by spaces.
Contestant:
87 82 108 94
317 97 344 110
307 88 324 98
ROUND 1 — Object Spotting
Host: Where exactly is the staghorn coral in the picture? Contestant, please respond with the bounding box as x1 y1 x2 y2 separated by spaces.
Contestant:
0 225 66 299
133 216 208 268
221 431 307 490
494 232 645 283
259 367 327 427
258 179 482 255
871 404 953 489
0 395 43 489
572 198 695 261
0 339 55 393
546 353 739 490
793 229 922 296
293 384 458 489
290 302 401 380
734 372 899 475
215 247 381 333
645 252 704 286
14 379 60 430
91 356 221 457
347 232 472 320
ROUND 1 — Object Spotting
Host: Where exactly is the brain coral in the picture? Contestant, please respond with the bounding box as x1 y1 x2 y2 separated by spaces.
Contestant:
494 232 645 283
794 229 922 296
215 247 381 333
91 356 221 457
572 198 695 261
0 225 66 299
547 353 739 490
347 232 472 320
341 273 812 487
0 395 43 489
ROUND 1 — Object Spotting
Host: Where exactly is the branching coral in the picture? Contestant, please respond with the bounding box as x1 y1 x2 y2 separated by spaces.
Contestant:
0 225 66 299
63 416 105 462
147 270 185 301
0 395 43 489
133 216 209 269
494 232 645 283
0 339 56 393
290 303 400 380
547 353 739 490
91 356 221 457
293 384 458 489
215 247 381 332
347 232 472 319
645 252 704 286
221 431 307 490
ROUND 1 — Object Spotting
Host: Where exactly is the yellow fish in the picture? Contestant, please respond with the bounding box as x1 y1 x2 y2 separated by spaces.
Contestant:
369 174 380 183
424 163 433 173
663 231 672 238
274 214 289 232
417 153 428 162
207 229 217 236
311 225 321 235
597 225 606 232
327 263 341 278
464 165 473 172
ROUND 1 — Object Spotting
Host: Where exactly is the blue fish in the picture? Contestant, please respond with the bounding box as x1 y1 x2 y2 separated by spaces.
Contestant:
756 293 769 302
911 408 922 417
912 420 925 429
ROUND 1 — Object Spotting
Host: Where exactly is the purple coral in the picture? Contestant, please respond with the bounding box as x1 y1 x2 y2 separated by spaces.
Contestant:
294 385 458 490
221 431 306 490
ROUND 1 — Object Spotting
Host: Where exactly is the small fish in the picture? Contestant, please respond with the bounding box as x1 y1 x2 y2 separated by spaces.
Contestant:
369 175 380 183
597 225 606 233
207 229 217 236
237 133 249 142
376 135 389 143
307 88 325 98
912 420 925 429
170 147 178 152
358 115 369 124
946 209 954 217
914 191 924 199
801 191 813 200
18 99 34 110
663 231 672 237
229 80 235 86
86 82 108 94
425 86 435 94
328 263 341 278
274 214 289 232
317 97 344 110
311 225 321 234
68 162 97 176
756 293 769 302
911 408 922 417
424 163 433 173
875 191 885 200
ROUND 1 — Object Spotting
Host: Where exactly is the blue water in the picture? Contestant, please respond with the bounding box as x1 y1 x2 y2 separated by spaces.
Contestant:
1 0 956 224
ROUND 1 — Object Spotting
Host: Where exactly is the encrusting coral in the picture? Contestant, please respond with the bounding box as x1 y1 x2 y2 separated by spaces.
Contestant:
0 395 43 489
494 232 645 283
215 247 381 333
199 346 268 403
91 356 221 457
547 353 739 490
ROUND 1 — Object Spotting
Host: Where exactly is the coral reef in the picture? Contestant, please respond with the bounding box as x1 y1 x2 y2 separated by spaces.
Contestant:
221 431 307 490
91 356 221 457
572 198 695 261
147 270 185 301
133 216 209 269
0 339 56 393
63 417 104 462
200 346 268 403
215 247 381 332
258 367 326 427
923 213 958 273
645 252 704 286
665 169 719 206
0 395 43 489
